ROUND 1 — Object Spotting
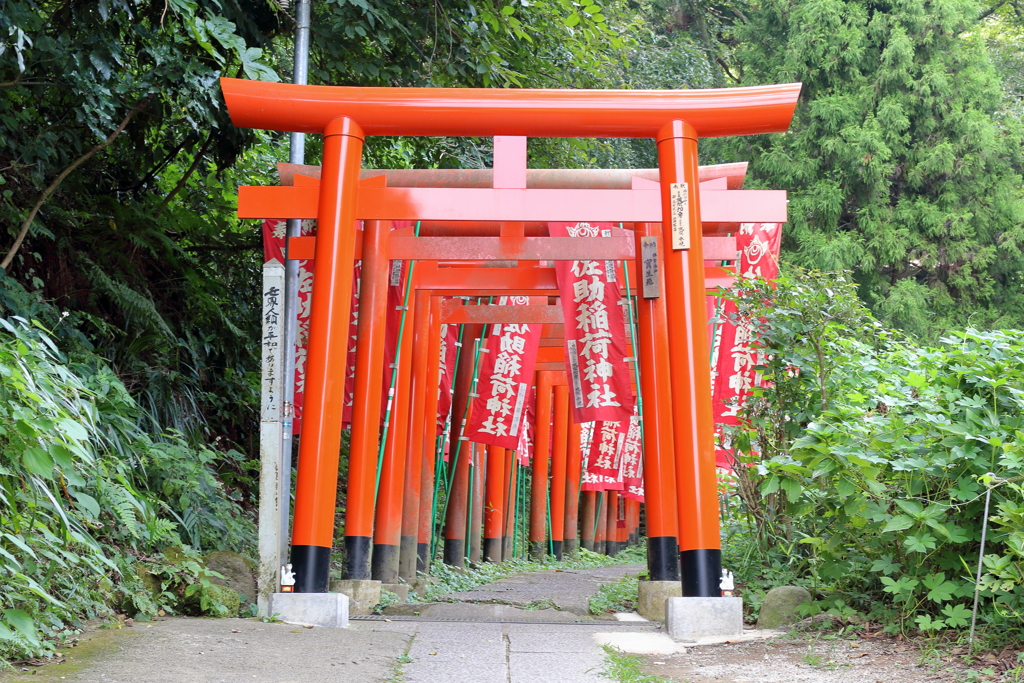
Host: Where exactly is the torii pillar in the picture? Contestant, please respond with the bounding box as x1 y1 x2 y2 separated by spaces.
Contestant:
659 121 721 596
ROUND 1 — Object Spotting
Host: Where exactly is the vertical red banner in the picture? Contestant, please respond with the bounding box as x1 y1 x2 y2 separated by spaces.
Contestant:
581 420 626 492
587 420 628 476
436 319 460 436
580 422 604 492
465 297 543 449
710 223 783 468
516 384 536 466
549 222 635 424
619 414 644 502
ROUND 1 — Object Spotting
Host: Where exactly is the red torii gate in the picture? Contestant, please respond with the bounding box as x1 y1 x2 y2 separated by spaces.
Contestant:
264 158 760 582
224 78 800 598
253 185 773 585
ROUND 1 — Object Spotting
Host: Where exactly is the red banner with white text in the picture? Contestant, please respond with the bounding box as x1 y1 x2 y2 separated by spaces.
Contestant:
436 318 460 436
587 420 628 476
619 414 644 502
709 223 782 469
516 384 536 466
550 222 635 424
581 421 626 492
465 297 543 449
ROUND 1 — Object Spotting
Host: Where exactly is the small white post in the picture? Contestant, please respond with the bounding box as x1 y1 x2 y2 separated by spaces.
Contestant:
258 260 286 617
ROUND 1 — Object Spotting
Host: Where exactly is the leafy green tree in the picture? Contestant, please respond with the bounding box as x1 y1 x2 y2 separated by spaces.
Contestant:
309 0 632 89
0 0 285 451
721 271 1024 636
709 0 1024 338
305 0 642 170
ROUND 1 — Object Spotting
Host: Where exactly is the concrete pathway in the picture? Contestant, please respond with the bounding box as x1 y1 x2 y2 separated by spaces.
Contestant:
367 619 661 683
364 562 654 682
0 563 655 683
0 617 411 683
433 564 647 615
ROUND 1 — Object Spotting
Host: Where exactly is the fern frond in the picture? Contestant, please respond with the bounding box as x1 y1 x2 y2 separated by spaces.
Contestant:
81 258 175 339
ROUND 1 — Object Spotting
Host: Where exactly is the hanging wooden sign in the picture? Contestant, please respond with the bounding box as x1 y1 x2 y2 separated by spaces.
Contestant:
639 236 660 298
669 182 690 250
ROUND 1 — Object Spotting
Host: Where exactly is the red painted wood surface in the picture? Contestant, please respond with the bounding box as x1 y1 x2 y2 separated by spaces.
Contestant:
222 78 800 139
239 185 787 224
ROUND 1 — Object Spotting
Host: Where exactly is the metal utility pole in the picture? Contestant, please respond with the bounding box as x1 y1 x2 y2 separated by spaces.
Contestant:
280 0 312 563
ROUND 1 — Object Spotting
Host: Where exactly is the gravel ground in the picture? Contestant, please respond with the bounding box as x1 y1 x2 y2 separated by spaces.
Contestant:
642 632 979 683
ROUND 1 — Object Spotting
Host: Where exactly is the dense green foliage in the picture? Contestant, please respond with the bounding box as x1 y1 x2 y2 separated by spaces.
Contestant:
598 645 669 683
0 311 254 661
708 0 1024 338
721 270 1024 637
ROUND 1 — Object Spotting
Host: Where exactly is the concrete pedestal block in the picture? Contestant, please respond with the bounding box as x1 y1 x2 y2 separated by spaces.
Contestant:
329 579 381 615
269 592 348 628
410 577 439 598
666 597 743 642
382 583 410 602
637 580 682 621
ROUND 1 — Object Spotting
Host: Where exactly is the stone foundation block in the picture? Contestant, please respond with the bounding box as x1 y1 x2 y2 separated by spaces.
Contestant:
637 580 682 621
666 597 743 642
269 592 348 628
756 586 812 629
410 577 439 598
382 582 410 603
329 579 382 615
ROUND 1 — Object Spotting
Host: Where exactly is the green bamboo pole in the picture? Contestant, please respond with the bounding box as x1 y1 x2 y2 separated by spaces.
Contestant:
546 485 554 559
512 458 520 561
434 315 487 564
463 332 488 565
428 433 445 562
374 221 420 502
461 301 493 564
511 460 521 559
466 455 475 565
592 490 604 540
503 448 517 562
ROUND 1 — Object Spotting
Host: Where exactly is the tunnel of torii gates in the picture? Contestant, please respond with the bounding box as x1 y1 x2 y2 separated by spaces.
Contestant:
221 77 801 604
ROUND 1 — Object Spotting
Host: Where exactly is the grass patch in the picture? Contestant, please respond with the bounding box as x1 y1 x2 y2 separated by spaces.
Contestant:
590 574 640 615
373 589 403 614
387 635 415 683
610 543 647 565
598 645 670 682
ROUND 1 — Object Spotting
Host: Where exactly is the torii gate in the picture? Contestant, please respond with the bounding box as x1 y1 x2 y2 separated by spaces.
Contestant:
251 179 777 589
262 156 764 584
224 78 800 600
